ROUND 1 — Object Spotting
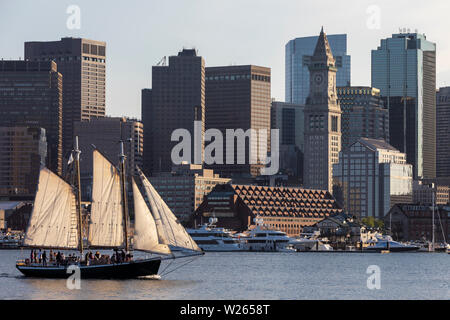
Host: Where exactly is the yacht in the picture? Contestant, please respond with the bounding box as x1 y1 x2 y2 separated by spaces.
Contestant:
186 219 243 252
289 231 333 252
238 226 294 252
0 232 23 249
365 235 419 252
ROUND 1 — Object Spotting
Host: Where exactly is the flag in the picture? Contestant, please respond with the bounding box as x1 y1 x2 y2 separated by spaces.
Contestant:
68 153 74 165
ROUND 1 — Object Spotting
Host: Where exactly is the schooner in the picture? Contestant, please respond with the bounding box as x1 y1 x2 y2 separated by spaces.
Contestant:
16 138 202 279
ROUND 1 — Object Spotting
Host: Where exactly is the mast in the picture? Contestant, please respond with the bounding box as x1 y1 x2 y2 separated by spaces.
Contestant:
431 183 435 252
74 136 84 256
119 141 130 252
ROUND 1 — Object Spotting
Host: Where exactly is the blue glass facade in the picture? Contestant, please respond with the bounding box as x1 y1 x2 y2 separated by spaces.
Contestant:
371 33 436 179
285 34 351 104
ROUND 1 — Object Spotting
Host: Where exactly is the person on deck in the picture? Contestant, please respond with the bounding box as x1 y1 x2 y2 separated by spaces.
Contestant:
49 249 54 262
42 251 47 266
56 251 61 266
37 249 42 264
30 249 34 264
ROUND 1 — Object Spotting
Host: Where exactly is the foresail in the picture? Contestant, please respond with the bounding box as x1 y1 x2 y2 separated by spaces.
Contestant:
88 150 124 248
138 169 201 253
132 179 171 255
24 168 79 249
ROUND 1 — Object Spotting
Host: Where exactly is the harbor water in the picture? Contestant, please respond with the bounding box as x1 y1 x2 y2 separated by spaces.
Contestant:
0 250 448 300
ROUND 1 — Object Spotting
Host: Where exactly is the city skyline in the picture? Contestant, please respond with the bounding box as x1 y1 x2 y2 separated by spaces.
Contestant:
2 0 450 119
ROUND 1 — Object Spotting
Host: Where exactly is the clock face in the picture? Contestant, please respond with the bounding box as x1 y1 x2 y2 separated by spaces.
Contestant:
314 73 324 86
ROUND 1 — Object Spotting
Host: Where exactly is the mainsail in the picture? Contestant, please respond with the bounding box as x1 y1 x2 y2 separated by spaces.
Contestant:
88 150 125 248
24 168 79 249
137 169 201 253
132 179 171 255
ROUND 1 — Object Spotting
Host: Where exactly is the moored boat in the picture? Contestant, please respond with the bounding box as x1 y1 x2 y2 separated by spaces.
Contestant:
364 235 419 252
238 225 294 252
187 218 243 252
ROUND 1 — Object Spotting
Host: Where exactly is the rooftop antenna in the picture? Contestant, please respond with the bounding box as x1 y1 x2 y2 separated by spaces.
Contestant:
156 56 167 66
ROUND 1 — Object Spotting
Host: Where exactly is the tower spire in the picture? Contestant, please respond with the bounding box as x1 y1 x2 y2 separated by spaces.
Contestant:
313 26 335 64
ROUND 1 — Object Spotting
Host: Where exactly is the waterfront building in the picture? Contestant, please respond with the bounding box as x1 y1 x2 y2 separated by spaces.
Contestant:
384 203 450 242
205 65 271 178
0 60 62 174
0 127 47 196
142 49 205 175
313 213 374 249
436 87 450 179
286 34 351 104
337 86 389 150
74 117 143 199
271 101 304 181
413 181 450 205
193 183 343 237
25 37 106 157
149 164 230 222
303 28 342 192
372 32 436 179
333 138 413 219
0 201 32 231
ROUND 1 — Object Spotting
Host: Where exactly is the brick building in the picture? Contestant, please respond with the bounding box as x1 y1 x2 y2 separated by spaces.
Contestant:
383 204 450 242
193 184 343 236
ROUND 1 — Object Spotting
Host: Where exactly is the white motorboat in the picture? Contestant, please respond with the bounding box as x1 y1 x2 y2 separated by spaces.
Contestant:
186 219 243 252
365 235 419 252
289 231 334 252
238 226 294 252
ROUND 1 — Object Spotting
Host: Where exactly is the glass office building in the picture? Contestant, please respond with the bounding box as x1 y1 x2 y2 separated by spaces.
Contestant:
371 32 436 179
333 138 413 218
285 34 351 104
337 86 389 150
271 101 305 179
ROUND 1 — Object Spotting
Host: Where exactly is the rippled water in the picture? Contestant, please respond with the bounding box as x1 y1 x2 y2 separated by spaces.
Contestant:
0 250 449 300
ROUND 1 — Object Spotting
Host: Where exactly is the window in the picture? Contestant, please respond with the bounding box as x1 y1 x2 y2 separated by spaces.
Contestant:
331 116 339 132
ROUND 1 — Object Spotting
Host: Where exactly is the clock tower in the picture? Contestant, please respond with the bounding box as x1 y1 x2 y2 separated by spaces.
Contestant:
303 27 342 192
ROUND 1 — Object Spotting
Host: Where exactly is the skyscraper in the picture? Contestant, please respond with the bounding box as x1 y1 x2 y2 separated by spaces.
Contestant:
0 126 47 196
337 86 389 149
205 65 271 177
303 28 342 192
0 60 63 174
333 138 413 218
25 37 106 158
436 87 450 179
271 101 304 180
142 49 205 175
286 34 350 104
372 32 436 179
73 117 143 200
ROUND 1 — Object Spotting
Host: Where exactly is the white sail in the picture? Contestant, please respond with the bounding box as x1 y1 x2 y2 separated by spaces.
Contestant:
88 150 125 248
132 179 171 255
24 168 79 249
137 169 201 252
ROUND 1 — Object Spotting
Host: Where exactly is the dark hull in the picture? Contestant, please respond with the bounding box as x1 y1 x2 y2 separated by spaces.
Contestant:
16 258 161 279
365 246 419 253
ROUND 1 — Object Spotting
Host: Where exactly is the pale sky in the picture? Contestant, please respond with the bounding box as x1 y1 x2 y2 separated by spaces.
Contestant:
1 0 450 119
